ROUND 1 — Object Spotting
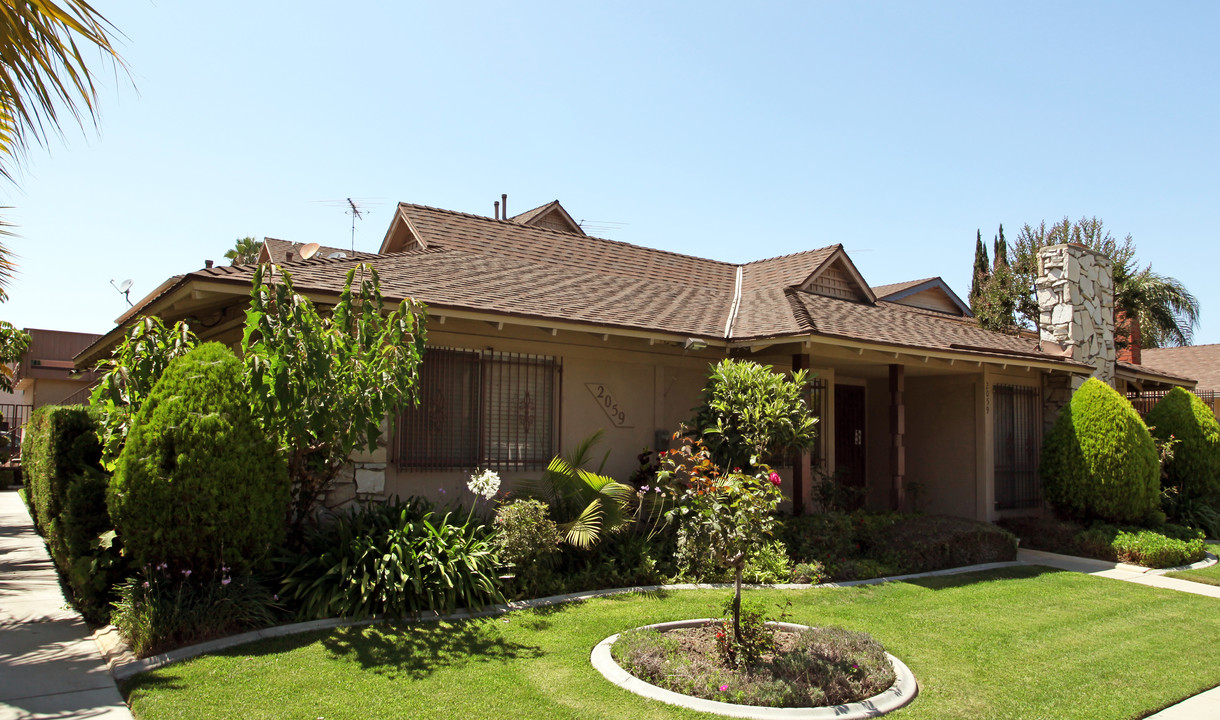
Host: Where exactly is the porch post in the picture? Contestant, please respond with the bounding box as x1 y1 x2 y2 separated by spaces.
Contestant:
889 364 905 511
791 353 811 515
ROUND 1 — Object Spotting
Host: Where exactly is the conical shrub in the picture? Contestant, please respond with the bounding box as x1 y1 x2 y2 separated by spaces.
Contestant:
1040 378 1159 524
108 342 289 575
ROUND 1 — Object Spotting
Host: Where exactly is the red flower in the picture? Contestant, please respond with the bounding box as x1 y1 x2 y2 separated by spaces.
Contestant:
769 472 781 486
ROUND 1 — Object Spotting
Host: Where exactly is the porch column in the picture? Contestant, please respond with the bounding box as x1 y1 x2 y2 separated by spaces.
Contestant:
791 353 812 515
889 364 905 511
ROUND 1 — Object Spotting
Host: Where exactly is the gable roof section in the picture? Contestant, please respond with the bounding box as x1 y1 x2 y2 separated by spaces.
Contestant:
1140 344 1220 391
873 277 973 317
796 246 876 303
510 200 586 235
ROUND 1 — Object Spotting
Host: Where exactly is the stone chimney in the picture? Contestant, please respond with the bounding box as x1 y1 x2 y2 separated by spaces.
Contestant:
1036 244 1116 385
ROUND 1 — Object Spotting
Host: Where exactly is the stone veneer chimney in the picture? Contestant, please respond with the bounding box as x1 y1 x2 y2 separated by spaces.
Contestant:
1036 243 1116 385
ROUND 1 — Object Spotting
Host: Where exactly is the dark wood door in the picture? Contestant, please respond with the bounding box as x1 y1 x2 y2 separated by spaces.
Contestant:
834 385 866 507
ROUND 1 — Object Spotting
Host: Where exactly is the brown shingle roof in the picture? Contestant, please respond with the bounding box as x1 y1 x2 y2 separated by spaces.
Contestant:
91 201 1088 370
873 278 936 298
1139 345 1220 391
261 237 370 263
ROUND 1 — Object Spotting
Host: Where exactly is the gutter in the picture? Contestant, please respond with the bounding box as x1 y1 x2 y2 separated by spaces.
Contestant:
723 266 743 338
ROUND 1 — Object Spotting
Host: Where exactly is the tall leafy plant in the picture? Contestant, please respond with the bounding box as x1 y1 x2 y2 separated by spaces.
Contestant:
90 317 198 469
242 263 427 537
694 359 819 471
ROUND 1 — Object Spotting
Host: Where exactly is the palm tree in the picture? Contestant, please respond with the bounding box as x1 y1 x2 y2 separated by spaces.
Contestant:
1012 217 1199 348
224 236 263 265
0 1 123 296
1117 267 1200 348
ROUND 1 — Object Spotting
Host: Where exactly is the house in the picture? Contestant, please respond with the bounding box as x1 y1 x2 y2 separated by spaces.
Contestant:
74 200 1194 522
12 328 101 409
256 238 371 264
1131 344 1220 418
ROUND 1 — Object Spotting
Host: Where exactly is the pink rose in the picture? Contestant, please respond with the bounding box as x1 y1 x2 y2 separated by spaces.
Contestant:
769 472 781 486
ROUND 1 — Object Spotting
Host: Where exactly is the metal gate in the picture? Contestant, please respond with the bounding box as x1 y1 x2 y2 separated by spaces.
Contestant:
994 384 1040 510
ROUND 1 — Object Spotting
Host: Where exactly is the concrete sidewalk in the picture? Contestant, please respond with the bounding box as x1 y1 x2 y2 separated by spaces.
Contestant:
0 487 132 720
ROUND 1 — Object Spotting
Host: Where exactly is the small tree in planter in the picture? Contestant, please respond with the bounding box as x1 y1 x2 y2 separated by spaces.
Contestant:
660 432 783 653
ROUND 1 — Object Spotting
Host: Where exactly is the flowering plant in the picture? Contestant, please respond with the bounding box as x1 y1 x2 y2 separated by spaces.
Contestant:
659 429 783 648
468 469 501 500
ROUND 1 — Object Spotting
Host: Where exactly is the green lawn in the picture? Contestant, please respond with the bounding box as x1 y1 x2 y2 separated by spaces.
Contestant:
123 566 1220 720
1166 562 1220 587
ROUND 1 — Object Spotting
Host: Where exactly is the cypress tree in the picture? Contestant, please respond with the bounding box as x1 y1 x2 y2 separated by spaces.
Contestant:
969 229 991 311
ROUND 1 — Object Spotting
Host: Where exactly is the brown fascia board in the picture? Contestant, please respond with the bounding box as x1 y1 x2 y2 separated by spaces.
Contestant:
1115 362 1198 388
797 246 878 303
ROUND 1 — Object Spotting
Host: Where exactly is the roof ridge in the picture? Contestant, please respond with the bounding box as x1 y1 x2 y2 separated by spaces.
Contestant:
397 202 739 269
874 276 938 291
741 244 843 267
1143 343 1220 351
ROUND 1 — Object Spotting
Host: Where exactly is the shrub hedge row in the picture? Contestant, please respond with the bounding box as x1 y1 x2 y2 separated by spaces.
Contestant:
21 405 122 623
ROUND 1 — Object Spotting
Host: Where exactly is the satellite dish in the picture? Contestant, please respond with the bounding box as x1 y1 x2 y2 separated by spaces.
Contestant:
327 251 347 259
299 242 321 260
110 279 134 307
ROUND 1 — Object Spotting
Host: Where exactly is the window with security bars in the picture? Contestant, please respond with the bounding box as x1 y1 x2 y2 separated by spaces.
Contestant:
395 348 559 471
994 384 1041 510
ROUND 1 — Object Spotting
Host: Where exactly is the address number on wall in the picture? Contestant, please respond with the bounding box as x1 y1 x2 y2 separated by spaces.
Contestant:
585 383 632 428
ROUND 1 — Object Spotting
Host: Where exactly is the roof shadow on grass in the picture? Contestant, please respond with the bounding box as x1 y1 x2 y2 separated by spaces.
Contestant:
317 618 543 680
895 564 1063 592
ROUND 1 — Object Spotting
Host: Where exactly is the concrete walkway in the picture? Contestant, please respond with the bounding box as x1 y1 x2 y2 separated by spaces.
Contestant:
0 488 132 720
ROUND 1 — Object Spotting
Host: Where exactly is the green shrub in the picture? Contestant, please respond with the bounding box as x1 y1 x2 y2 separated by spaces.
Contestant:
1146 388 1220 500
790 561 826 584
1040 378 1160 524
871 515 1018 574
280 499 503 619
693 359 818 470
1076 524 1207 568
493 498 563 598
108 342 290 576
777 513 856 566
1000 516 1207 569
19 405 120 623
742 540 792 584
22 405 103 546
112 568 279 658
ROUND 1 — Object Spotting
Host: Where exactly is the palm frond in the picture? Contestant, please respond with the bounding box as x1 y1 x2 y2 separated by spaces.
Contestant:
557 500 604 550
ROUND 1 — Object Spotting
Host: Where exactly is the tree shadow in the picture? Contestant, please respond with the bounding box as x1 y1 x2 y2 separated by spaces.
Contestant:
897 564 1064 591
315 618 543 680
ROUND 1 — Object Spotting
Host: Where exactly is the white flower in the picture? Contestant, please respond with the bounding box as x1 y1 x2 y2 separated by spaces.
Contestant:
467 469 501 500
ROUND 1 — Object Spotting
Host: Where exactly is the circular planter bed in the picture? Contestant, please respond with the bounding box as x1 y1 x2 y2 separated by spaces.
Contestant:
591 619 917 719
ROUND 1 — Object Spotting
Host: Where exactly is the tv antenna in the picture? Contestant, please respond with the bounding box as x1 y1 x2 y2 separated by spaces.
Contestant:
310 198 384 252
110 279 133 307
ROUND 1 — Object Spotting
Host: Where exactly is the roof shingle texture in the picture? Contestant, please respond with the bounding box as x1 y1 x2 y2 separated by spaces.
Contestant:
180 203 1078 363
1140 345 1220 391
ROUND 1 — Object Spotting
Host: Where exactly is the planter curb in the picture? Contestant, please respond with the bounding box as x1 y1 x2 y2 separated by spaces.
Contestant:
590 619 918 719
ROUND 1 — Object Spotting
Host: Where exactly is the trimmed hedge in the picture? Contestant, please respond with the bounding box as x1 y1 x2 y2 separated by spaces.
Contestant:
108 342 290 577
1146 387 1220 499
1040 378 1160 524
778 512 1017 580
20 405 120 623
1001 516 1207 569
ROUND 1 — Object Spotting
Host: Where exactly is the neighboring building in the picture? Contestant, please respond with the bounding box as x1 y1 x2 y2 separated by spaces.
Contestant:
1133 344 1220 418
75 201 1193 523
13 328 102 409
257 238 372 264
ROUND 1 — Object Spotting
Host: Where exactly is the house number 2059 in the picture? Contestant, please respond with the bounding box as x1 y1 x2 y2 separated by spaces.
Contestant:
585 383 631 428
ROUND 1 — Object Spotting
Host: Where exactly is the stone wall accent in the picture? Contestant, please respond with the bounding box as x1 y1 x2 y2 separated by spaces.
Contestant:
1036 244 1115 385
322 417 391 511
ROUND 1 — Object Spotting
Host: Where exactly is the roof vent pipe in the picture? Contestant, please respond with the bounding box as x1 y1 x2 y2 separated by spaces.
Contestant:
501 193 507 219
494 200 500 220
286 251 295 262
204 259 213 269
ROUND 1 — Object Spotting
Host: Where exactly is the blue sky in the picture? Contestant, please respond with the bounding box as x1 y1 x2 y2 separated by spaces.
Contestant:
4 1 1218 344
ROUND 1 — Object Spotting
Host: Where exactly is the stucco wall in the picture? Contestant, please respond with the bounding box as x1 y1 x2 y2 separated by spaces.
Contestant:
380 317 722 507
904 375 977 518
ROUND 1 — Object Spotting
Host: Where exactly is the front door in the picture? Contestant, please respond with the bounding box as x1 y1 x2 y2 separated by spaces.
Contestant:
834 384 866 508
